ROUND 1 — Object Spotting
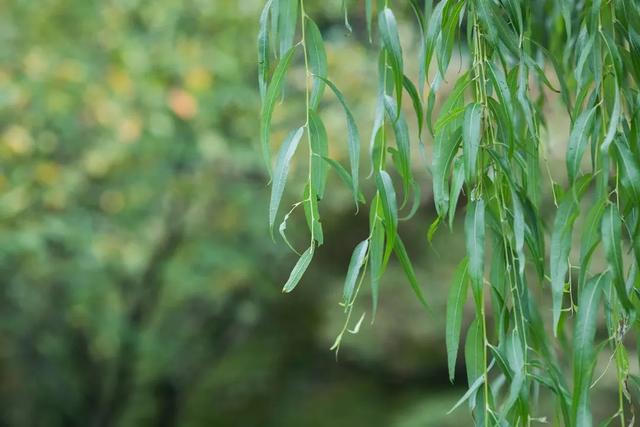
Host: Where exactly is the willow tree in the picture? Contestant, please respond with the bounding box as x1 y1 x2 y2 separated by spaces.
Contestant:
259 0 640 425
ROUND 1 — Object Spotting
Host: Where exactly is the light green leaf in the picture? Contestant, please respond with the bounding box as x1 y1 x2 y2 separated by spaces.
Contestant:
315 76 361 202
465 199 485 309
277 0 298 57
308 111 328 199
282 244 315 292
462 102 482 183
369 217 385 320
376 170 398 261
446 257 469 382
258 0 274 101
343 239 369 306
269 127 304 233
261 45 297 176
304 18 327 110
378 7 404 111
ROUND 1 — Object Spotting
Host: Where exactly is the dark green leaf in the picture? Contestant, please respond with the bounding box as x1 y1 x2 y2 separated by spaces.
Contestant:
446 257 469 382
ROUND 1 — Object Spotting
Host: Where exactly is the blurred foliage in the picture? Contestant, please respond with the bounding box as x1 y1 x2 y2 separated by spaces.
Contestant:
0 0 625 426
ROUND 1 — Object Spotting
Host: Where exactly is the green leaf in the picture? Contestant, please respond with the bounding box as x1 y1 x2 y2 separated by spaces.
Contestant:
282 244 315 292
269 127 305 233
566 106 597 185
462 102 482 183
277 0 298 57
612 137 640 203
376 170 398 263
433 126 462 218
308 111 328 199
261 45 297 176
343 239 369 306
465 317 484 387
550 176 590 335
579 198 606 286
446 257 469 382
383 95 412 201
602 203 632 310
394 236 429 310
321 156 363 206
599 80 620 154
572 273 607 426
402 74 424 138
465 199 485 309
315 76 361 203
304 18 327 110
303 183 323 245
258 0 274 101
378 8 404 111
448 157 465 228
369 217 385 320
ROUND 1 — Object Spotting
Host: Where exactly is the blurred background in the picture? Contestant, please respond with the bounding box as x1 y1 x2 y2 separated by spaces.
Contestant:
0 0 623 426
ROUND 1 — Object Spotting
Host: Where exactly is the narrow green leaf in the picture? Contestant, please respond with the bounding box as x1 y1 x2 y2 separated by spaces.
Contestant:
433 126 462 218
269 127 305 233
602 203 632 310
448 157 465 228
613 137 640 203
579 198 606 286
550 177 590 335
315 76 361 202
378 8 404 110
572 273 607 426
446 257 469 382
600 80 620 154
343 239 369 306
370 217 385 320
376 170 398 263
261 45 297 176
402 74 424 138
394 236 429 310
383 95 412 200
308 111 328 198
258 0 274 101
566 106 597 185
465 199 485 309
277 0 298 57
462 102 482 183
321 156 363 206
304 18 327 110
465 317 484 387
282 244 315 292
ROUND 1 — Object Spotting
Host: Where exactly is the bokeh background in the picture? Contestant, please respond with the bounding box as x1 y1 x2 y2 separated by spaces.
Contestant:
0 0 624 426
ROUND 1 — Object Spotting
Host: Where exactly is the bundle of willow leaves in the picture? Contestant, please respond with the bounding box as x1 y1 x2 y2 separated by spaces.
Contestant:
259 0 640 425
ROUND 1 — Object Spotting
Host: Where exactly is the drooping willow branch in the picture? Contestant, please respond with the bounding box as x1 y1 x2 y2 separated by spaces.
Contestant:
259 1 640 425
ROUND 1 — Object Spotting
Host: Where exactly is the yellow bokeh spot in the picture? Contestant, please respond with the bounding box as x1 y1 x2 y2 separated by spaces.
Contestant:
2 126 34 156
35 162 61 185
107 67 133 96
185 67 212 92
100 190 125 214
